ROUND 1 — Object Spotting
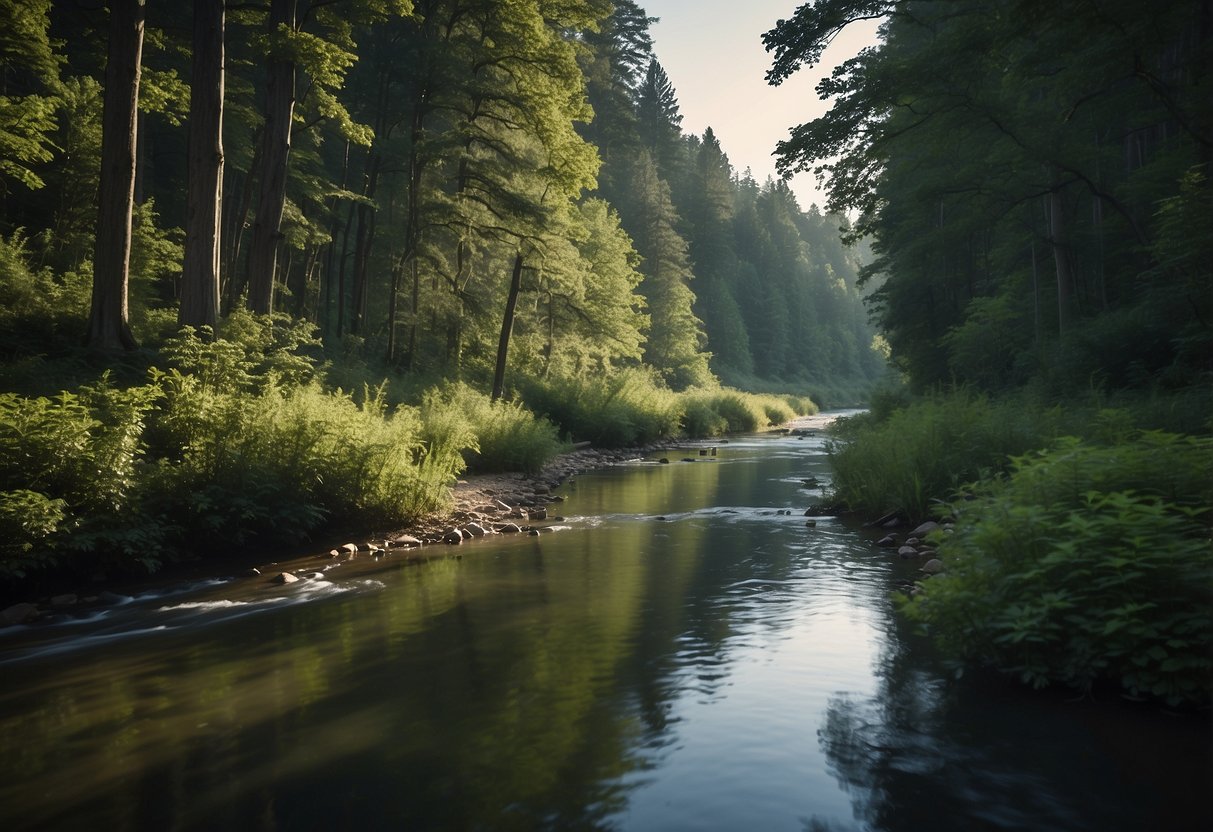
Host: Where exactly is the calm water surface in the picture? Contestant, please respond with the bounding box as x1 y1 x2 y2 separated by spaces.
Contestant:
1 414 1209 831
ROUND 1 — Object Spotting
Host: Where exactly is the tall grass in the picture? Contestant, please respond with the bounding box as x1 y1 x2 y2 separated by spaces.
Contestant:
827 392 1069 520
422 383 565 475
518 369 682 447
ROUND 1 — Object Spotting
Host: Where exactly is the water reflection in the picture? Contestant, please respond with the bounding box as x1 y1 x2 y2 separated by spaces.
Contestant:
0 429 1208 831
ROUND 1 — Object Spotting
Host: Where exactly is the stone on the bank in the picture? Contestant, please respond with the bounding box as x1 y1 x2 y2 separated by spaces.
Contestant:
493 498 512 511
497 522 522 533
528 529 541 536
876 535 898 548
443 531 464 545
462 522 488 537
897 546 919 559
921 559 945 575
533 483 550 495
529 507 548 521
911 521 941 538
272 572 299 584
392 535 422 548
2 602 39 625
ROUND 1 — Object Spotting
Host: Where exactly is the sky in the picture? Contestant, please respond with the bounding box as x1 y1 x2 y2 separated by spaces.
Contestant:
640 1 881 211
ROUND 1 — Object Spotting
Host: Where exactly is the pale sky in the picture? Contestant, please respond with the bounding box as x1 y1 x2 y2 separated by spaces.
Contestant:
641 1 881 211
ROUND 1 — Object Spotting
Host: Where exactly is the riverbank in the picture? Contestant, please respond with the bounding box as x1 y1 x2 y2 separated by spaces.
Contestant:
1 414 847 626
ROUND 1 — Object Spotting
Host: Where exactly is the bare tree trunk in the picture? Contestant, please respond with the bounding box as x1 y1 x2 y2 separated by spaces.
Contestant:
87 0 144 352
247 0 297 315
1047 171 1075 335
180 0 225 331
491 253 524 402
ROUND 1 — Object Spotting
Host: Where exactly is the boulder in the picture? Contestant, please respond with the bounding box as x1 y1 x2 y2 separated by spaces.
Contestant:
528 529 541 536
659 458 670 464
921 559 945 575
272 572 299 585
876 535 898 548
244 568 262 577
897 546 919 559
497 522 522 534
493 498 512 511
911 521 941 538
1 602 39 625
529 507 548 521
391 535 422 548
443 531 464 545
462 522 488 537
340 543 359 555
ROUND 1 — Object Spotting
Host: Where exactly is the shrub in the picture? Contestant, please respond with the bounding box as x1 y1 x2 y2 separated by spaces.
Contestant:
902 432 1213 706
0 378 160 579
422 383 564 475
827 392 1067 520
519 369 681 447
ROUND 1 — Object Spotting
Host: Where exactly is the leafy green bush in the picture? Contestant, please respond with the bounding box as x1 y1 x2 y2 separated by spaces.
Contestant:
828 392 1067 520
0 379 160 578
902 432 1213 706
680 396 729 437
422 383 564 475
519 369 682 447
782 394 819 417
144 374 462 547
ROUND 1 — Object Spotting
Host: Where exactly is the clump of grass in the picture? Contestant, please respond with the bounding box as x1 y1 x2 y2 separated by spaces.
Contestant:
422 382 565 475
518 369 682 447
827 391 1067 521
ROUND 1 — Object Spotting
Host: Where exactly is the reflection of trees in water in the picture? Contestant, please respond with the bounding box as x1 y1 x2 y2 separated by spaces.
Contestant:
815 615 1212 832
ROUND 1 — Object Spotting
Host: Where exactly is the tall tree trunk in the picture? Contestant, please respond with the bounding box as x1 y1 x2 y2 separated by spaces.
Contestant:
222 135 261 311
1047 171 1075 335
87 0 144 352
246 0 297 315
491 253 524 402
180 0 225 331
321 139 350 337
391 99 427 367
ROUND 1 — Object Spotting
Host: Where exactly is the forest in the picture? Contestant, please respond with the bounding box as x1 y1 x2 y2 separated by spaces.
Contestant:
0 0 881 588
764 0 1211 704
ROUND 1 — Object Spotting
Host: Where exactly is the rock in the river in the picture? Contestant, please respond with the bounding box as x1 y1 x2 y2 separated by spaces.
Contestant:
49 593 77 608
340 542 359 556
921 558 945 575
462 522 489 537
897 546 919 559
1 602 39 625
910 521 941 538
391 534 422 548
876 535 898 548
529 507 548 521
244 568 262 577
443 531 464 545
659 458 670 464
272 572 299 584
497 522 522 534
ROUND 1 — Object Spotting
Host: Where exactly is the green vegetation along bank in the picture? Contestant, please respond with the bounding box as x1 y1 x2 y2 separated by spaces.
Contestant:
0 310 817 595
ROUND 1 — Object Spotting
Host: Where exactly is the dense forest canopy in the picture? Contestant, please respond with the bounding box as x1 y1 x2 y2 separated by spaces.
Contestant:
765 0 1211 395
0 0 884 397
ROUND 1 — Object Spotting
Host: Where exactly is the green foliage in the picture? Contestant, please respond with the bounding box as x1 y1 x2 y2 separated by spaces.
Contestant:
0 378 159 578
828 392 1068 520
519 369 682 447
0 489 66 578
422 383 565 475
901 432 1213 706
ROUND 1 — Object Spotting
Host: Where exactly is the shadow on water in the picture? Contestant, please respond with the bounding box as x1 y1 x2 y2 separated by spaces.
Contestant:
0 419 1208 831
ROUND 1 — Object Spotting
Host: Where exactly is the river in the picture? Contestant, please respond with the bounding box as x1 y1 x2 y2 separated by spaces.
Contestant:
0 413 1208 831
